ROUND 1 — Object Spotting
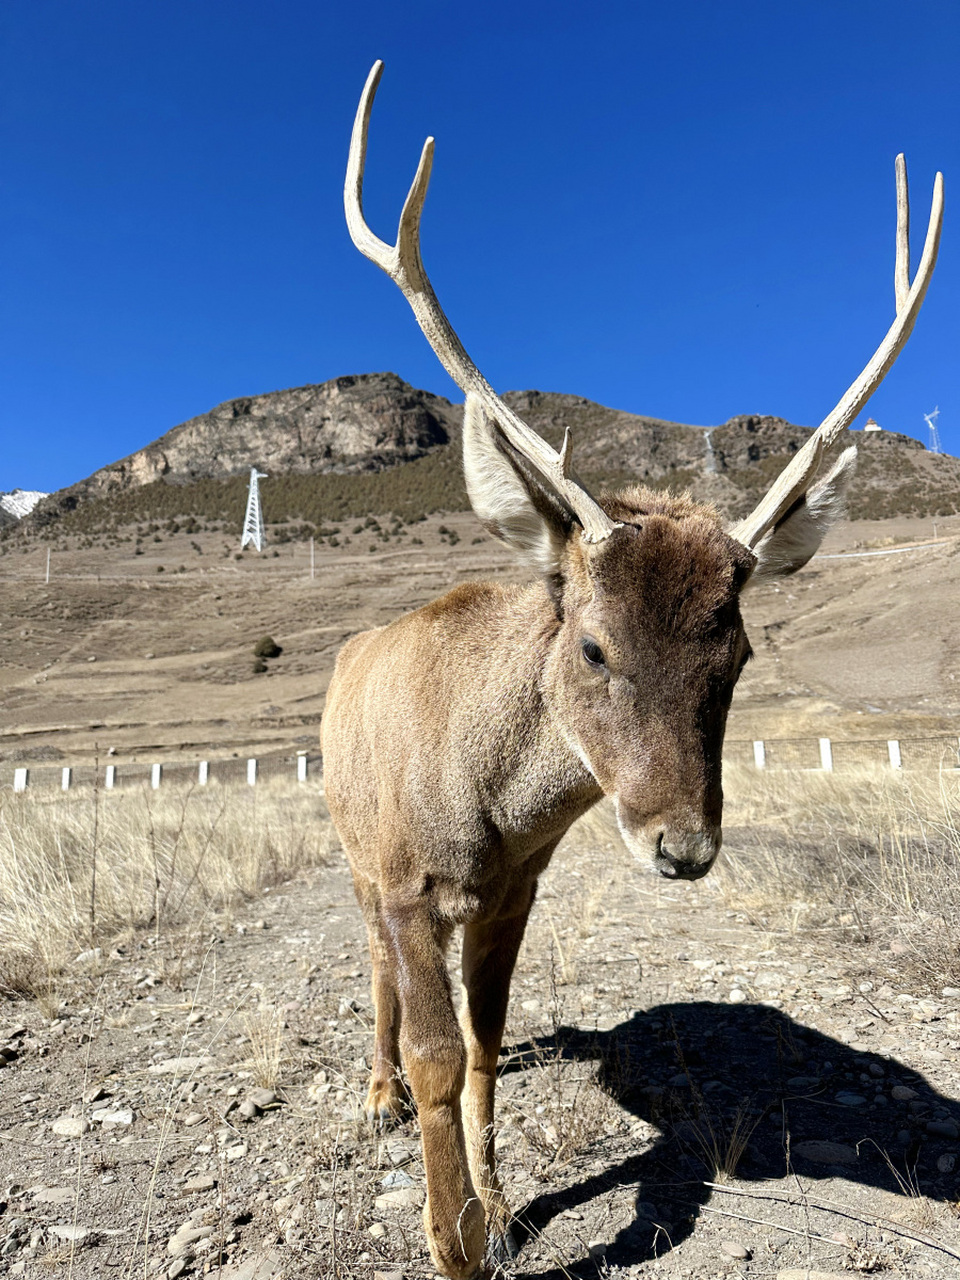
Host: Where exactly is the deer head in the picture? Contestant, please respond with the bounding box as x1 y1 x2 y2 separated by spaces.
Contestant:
345 61 942 880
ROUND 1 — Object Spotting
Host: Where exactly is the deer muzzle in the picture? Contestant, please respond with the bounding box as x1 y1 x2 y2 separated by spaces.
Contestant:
616 802 721 881
649 829 720 880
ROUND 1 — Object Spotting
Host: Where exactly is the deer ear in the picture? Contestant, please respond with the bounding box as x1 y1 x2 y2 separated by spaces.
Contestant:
462 394 573 577
748 446 857 584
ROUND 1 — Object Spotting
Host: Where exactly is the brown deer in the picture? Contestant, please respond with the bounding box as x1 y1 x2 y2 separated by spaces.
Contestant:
322 61 943 1279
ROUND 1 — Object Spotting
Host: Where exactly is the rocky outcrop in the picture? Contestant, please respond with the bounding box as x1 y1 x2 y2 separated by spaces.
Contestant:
36 373 459 514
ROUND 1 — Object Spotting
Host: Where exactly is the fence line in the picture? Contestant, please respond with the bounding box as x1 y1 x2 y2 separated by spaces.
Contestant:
4 736 960 795
5 749 322 795
723 734 960 774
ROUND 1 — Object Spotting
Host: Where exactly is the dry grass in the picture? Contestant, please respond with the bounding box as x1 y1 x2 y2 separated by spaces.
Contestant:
568 762 960 989
243 1003 289 1089
716 763 960 986
0 780 332 999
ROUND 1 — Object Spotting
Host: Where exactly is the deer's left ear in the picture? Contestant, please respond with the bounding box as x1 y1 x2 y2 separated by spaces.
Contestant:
747 446 857 584
462 394 574 578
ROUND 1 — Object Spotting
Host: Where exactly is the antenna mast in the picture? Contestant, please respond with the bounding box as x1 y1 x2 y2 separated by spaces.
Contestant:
241 469 268 552
924 407 942 455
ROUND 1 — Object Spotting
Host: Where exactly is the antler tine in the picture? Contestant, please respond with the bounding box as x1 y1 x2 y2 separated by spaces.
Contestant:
345 61 619 544
732 160 944 552
895 154 911 313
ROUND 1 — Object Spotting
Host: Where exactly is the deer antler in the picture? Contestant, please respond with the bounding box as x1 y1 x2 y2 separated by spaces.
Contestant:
345 61 620 545
732 155 944 551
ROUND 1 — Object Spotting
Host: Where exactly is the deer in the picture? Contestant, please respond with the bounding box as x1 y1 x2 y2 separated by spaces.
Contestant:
321 61 943 1280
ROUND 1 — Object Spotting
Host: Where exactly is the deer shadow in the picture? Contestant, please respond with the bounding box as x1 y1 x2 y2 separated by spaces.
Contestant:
500 1001 960 1277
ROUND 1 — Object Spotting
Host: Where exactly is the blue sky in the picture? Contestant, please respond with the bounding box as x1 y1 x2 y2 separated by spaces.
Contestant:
2 0 957 494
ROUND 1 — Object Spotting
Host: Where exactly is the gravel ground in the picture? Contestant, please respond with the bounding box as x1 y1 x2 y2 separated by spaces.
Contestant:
2 805 959 1279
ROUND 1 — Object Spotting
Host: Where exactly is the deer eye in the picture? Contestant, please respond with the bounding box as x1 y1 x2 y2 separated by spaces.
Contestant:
581 639 605 669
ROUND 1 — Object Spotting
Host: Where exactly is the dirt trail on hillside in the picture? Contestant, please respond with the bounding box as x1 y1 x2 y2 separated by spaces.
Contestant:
1 804 959 1279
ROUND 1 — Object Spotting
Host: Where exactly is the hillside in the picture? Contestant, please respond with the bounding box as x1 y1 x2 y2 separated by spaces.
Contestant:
14 373 960 536
29 373 458 522
2 502 959 772
499 394 960 522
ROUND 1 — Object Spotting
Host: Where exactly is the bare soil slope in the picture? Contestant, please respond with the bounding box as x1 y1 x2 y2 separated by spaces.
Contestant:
2 511 959 774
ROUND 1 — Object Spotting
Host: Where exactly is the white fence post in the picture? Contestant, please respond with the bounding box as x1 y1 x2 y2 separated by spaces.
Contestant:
105 765 116 789
61 767 72 791
297 752 308 783
887 740 902 770
14 767 28 793
818 737 833 772
753 740 766 769
247 758 258 786
198 761 209 786
151 763 162 790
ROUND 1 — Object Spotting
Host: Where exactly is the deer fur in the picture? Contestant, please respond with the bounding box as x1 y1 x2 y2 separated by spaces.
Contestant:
321 400 855 1278
329 60 941 1278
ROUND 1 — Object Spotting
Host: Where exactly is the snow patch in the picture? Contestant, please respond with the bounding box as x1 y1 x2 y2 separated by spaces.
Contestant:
0 489 48 519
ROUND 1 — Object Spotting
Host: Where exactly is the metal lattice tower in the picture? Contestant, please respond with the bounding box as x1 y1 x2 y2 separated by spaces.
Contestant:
924 407 942 455
241 469 268 552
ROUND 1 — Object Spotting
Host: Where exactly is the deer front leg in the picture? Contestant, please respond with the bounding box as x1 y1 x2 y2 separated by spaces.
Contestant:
460 887 536 1266
367 954 404 1123
384 901 486 1280
352 873 405 1123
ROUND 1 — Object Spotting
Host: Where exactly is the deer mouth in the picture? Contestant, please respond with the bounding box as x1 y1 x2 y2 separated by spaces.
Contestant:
616 800 721 881
646 827 720 881
654 846 714 880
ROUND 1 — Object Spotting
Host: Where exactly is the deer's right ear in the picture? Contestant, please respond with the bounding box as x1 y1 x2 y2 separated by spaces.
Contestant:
463 394 573 578
747 445 857 584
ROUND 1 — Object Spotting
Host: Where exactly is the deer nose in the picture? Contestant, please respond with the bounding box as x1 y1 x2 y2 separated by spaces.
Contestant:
653 829 719 880
615 800 721 879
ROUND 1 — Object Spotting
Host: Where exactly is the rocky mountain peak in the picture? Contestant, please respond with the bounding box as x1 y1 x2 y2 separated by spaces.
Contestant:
41 373 461 513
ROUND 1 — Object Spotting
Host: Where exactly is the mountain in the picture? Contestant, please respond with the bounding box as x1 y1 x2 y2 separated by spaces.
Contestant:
499 393 960 522
20 374 960 530
0 490 49 524
39 373 457 509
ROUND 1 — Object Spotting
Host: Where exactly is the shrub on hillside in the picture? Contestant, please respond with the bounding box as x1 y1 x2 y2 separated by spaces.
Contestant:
253 636 282 659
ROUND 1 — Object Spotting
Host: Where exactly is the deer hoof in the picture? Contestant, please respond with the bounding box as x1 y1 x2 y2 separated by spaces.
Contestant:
485 1221 520 1269
424 1195 486 1280
364 1078 405 1127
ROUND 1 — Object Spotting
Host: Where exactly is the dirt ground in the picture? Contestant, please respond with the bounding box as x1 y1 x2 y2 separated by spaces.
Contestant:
2 510 960 778
1 797 959 1279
